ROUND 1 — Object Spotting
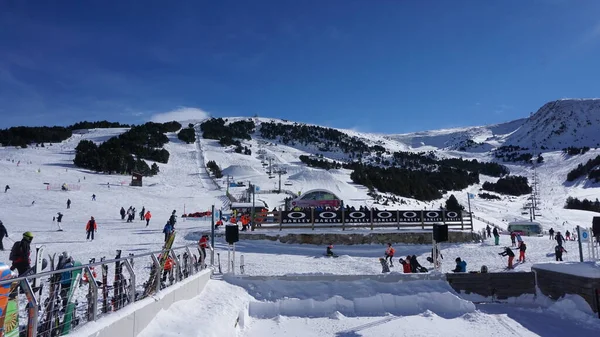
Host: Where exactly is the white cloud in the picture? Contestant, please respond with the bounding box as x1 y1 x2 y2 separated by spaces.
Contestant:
150 107 211 123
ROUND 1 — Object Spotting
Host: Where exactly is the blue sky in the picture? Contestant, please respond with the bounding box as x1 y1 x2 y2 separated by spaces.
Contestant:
1 1 600 133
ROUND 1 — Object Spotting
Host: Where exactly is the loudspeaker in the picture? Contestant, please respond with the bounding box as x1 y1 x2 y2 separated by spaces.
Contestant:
593 217 600 237
225 225 239 244
433 224 448 242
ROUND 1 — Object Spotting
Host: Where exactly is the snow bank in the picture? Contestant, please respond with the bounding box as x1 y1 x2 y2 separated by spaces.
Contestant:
532 261 600 278
249 291 475 319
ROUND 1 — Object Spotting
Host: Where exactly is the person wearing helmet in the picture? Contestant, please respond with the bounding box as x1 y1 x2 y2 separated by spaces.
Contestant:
9 232 33 275
0 220 8 251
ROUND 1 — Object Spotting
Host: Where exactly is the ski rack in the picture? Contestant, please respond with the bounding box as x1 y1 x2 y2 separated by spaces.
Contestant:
0 243 209 337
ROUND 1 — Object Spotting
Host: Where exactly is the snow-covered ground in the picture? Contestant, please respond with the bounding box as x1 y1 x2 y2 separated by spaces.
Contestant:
1 123 599 337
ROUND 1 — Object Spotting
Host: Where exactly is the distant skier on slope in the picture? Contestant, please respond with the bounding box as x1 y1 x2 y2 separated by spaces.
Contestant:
555 231 565 247
548 228 555 240
4 185 9 193
0 220 8 251
86 216 97 241
518 241 526 262
554 245 566 261
326 244 336 257
486 225 491 239
120 207 126 220
145 211 152 226
56 212 64 231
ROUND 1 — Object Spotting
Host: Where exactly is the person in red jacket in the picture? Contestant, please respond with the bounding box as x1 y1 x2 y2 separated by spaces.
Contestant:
384 243 395 267
86 216 97 241
198 235 211 266
144 211 152 227
399 257 411 273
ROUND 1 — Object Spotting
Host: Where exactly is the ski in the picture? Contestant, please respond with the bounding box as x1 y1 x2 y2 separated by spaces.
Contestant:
60 261 82 335
112 250 123 311
40 253 61 337
32 245 46 289
101 257 109 314
143 232 176 297
217 253 222 274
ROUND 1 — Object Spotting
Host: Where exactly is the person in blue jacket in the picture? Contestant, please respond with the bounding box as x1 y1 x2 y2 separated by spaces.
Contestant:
452 257 467 273
163 222 174 242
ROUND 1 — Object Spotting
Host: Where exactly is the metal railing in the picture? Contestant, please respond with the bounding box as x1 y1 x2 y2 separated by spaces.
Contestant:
0 243 212 337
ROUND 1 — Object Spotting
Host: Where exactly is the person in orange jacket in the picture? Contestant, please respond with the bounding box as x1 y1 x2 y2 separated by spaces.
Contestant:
241 214 250 231
215 218 223 229
86 216 97 241
384 243 396 267
158 254 174 283
229 216 237 225
144 211 152 227
198 235 211 266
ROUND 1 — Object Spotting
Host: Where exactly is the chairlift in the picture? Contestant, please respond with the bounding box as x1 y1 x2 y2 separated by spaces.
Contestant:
284 181 293 186
269 175 275 179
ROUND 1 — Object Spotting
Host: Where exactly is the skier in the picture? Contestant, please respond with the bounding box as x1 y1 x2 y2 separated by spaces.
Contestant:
384 243 395 267
0 220 8 251
169 210 177 228
548 227 555 240
56 212 64 231
140 207 145 221
198 235 211 267
67 199 71 209
555 245 566 261
399 257 411 273
126 207 134 223
163 222 174 242
510 231 517 247
9 232 33 275
4 185 9 193
59 252 74 307
555 231 565 247
86 216 97 241
215 218 223 229
452 257 467 273
326 243 335 256
518 241 527 262
120 207 126 220
492 227 500 245
145 211 152 226
92 194 96 201
486 225 491 239
499 247 515 269
565 230 571 241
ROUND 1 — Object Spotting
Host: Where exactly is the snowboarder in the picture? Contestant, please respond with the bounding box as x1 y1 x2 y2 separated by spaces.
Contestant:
163 222 174 242
4 185 9 193
326 244 335 256
379 258 390 273
492 227 500 245
452 257 466 273
384 243 395 267
565 230 571 241
10 232 33 275
56 212 64 231
555 245 566 261
555 231 565 247
92 194 96 201
0 220 8 250
145 211 152 226
140 207 145 221
169 210 177 228
67 199 71 209
410 255 425 273
86 216 97 241
486 225 491 239
518 241 527 262
510 231 517 247
499 247 515 269
120 207 126 220
548 227 555 240
399 257 411 273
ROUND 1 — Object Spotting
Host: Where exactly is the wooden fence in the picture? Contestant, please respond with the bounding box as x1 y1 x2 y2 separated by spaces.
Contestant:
251 209 473 231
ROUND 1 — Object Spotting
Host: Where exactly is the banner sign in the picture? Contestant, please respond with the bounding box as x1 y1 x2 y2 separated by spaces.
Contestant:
281 210 464 224
281 211 311 223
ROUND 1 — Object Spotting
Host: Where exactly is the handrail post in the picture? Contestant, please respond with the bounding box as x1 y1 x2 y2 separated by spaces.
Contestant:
185 246 194 276
122 260 136 304
170 249 181 283
20 278 38 337
84 266 99 321
150 254 162 293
